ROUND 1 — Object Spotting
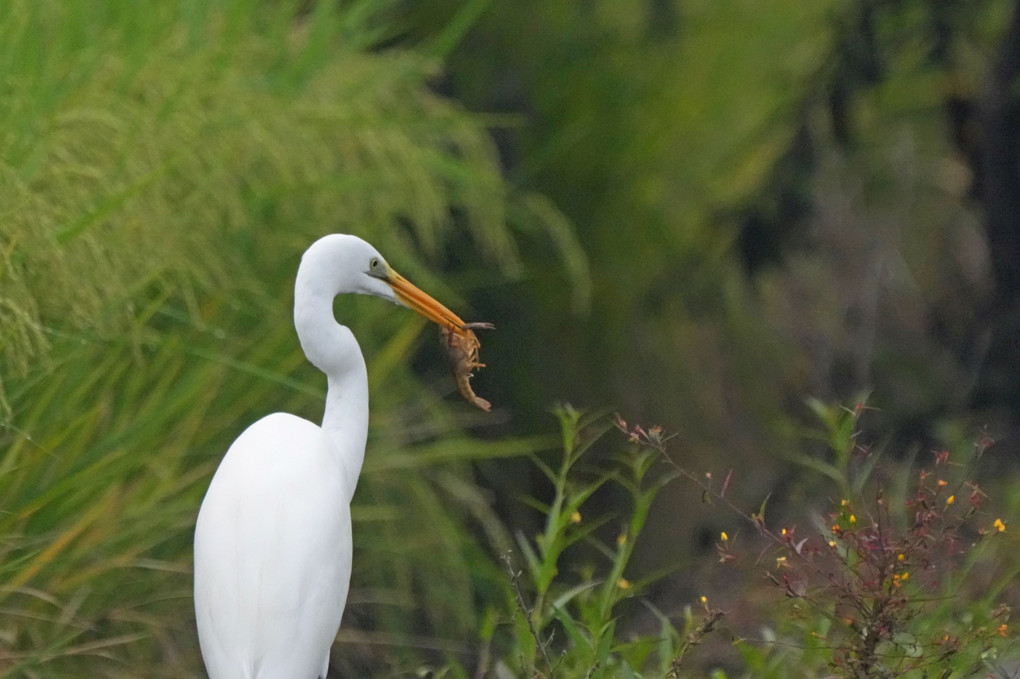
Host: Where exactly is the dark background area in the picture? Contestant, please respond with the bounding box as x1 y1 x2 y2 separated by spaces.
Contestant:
403 0 1020 588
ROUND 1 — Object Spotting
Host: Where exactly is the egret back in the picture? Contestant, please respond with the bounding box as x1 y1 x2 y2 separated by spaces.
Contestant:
194 413 353 679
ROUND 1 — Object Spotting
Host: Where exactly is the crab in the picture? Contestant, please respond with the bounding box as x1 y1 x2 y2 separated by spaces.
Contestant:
440 321 495 412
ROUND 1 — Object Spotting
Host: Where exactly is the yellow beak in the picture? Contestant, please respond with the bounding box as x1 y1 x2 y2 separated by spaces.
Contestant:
383 268 470 337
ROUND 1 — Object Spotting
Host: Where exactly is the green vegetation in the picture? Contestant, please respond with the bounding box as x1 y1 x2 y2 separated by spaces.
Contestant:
462 406 1018 678
0 1 542 676
1 1 1018 678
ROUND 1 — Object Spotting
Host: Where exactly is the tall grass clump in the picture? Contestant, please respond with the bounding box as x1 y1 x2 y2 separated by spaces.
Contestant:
0 1 571 676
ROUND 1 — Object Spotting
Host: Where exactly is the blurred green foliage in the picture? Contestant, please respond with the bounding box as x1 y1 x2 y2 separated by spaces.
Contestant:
404 0 1018 591
2 0 1020 677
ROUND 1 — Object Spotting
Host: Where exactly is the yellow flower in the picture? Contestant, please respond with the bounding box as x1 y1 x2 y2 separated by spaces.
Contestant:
570 511 582 524
617 578 631 590
897 553 905 561
720 531 729 542
700 595 708 604
994 518 1006 533
828 540 836 548
849 514 857 525
946 495 955 506
840 499 849 507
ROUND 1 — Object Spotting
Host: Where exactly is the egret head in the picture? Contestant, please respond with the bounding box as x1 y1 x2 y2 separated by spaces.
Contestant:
299 234 470 337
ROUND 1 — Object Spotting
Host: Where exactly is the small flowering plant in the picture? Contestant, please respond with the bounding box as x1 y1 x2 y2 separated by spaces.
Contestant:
495 406 682 678
598 399 1020 678
737 404 1018 678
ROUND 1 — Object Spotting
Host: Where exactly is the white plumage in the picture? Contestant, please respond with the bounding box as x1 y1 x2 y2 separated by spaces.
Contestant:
194 234 470 679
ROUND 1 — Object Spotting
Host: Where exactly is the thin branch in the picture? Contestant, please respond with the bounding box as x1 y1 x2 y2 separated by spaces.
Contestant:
502 552 556 677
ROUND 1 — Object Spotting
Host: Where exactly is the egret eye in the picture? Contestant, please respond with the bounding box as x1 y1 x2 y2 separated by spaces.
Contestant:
366 257 386 279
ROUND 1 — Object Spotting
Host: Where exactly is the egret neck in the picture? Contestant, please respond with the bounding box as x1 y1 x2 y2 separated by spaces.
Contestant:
293 260 369 503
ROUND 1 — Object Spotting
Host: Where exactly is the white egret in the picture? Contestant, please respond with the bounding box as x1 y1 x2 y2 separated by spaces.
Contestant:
193 234 475 679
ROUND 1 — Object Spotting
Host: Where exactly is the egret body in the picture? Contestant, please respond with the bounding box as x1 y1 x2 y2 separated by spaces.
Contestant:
194 234 471 679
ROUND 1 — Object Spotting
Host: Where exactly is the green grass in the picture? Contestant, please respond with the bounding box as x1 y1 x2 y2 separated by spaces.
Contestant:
0 1 550 676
